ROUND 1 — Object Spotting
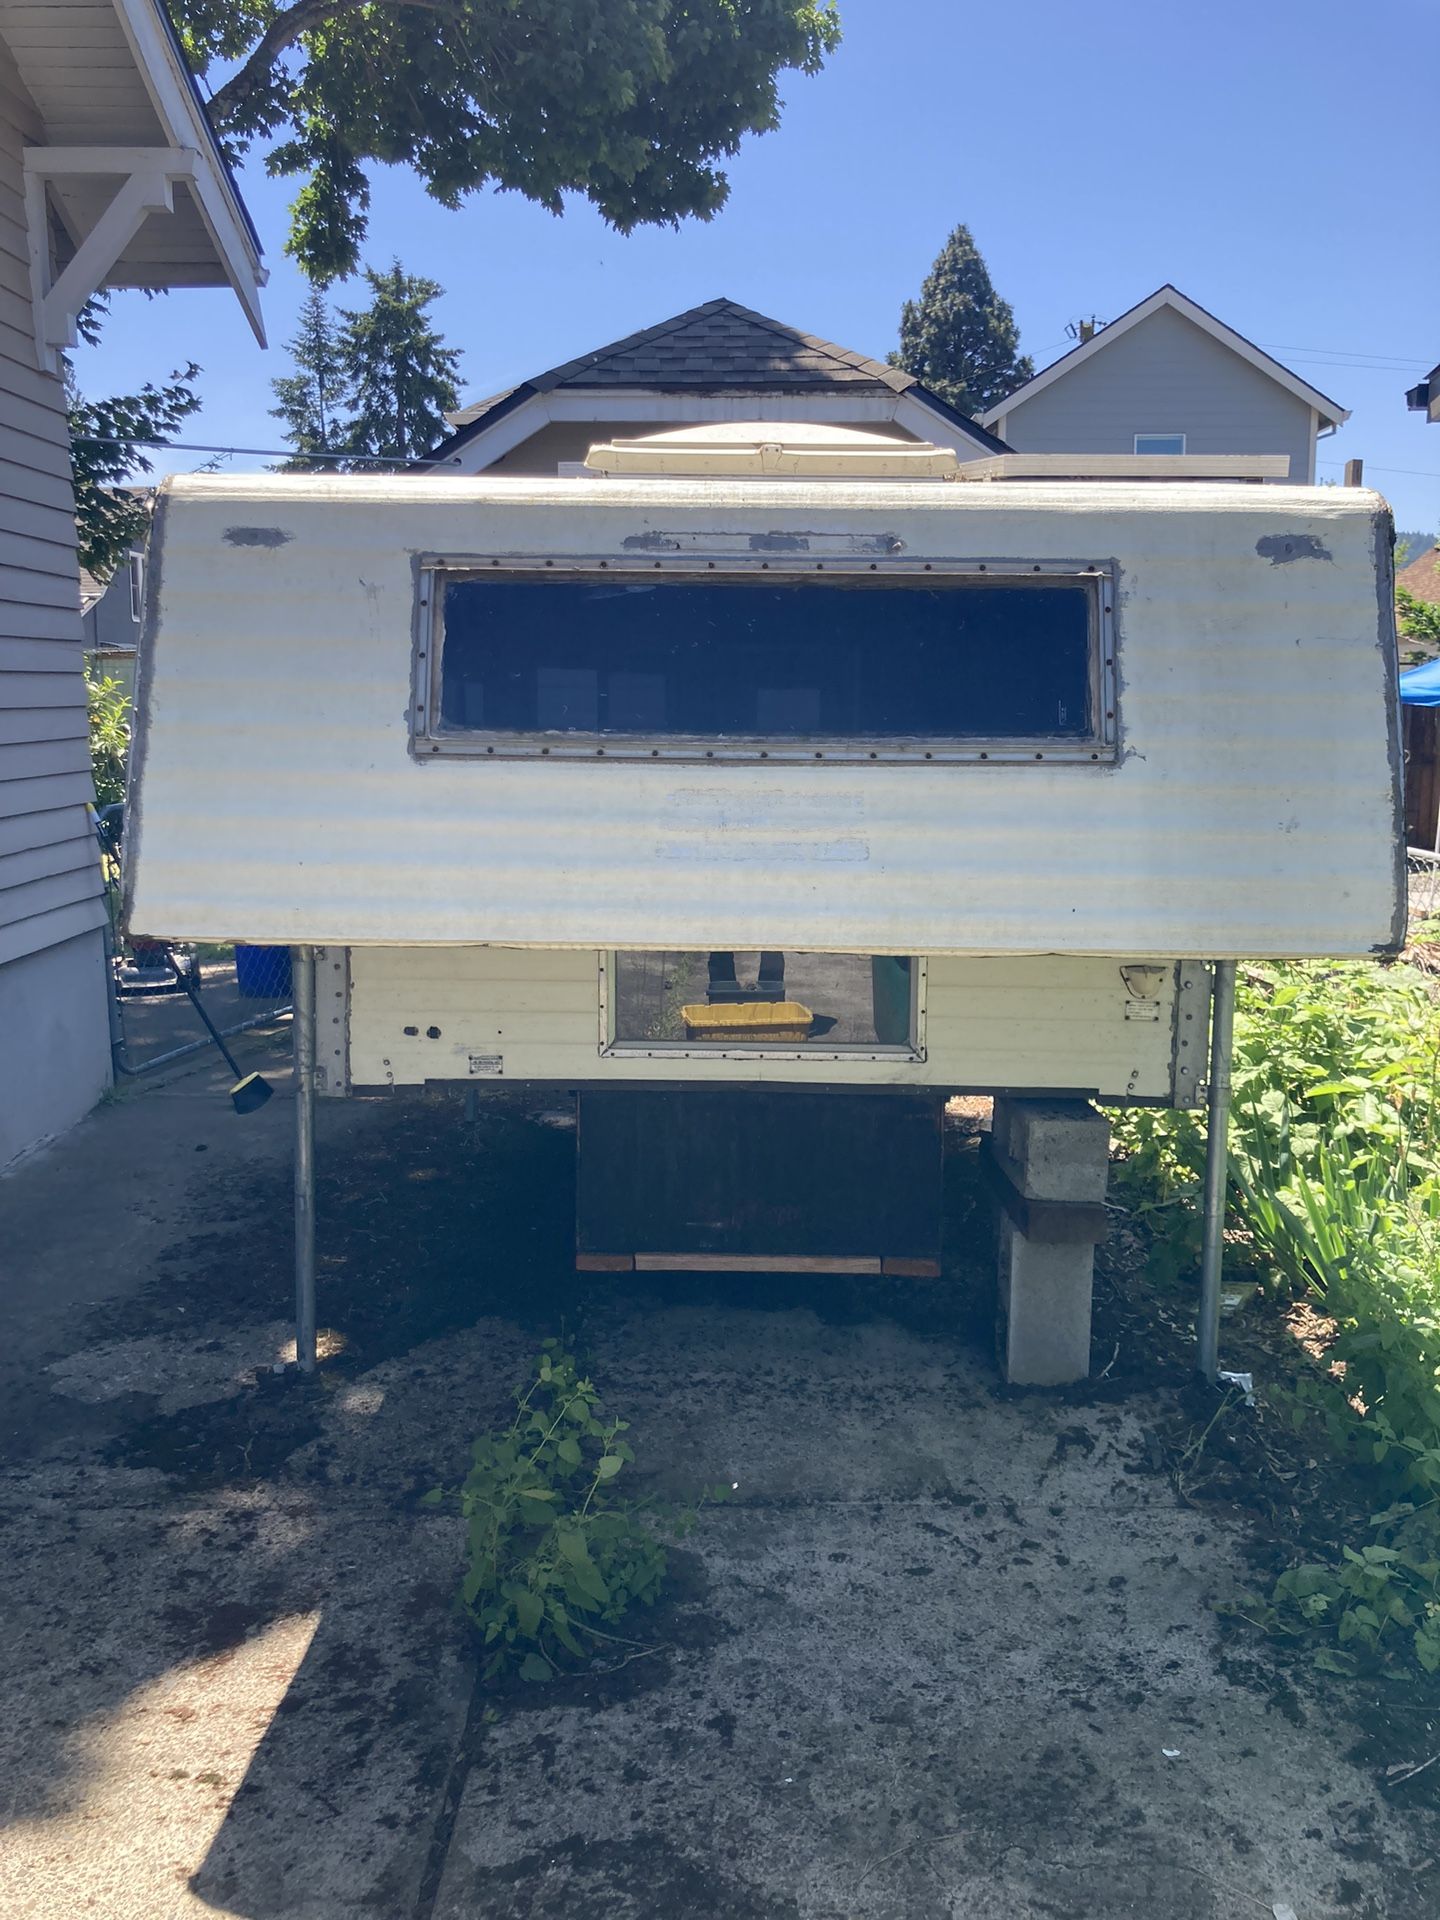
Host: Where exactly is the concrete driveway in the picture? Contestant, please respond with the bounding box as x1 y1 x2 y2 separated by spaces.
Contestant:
1 1046 1436 1919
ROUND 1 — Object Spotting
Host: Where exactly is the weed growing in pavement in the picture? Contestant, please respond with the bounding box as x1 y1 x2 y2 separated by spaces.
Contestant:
426 1342 724 1680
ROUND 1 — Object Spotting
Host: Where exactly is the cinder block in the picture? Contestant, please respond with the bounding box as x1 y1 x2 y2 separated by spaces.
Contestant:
991 1097 1109 1203
998 1217 1094 1386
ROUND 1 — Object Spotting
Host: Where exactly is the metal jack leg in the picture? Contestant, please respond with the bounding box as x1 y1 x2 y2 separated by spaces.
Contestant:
1196 960 1237 1382
292 945 318 1374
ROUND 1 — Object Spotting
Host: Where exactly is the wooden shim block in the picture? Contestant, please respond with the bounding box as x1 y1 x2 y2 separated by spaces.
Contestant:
632 1254 883 1275
575 1253 634 1272
881 1257 942 1279
978 1136 1108 1246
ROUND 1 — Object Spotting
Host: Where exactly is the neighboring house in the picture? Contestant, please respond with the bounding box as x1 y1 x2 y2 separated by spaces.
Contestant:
1 0 264 1168
1399 547 1440 612
78 485 155 699
80 550 146 699
980 285 1348 483
431 297 1010 474
1405 363 1440 425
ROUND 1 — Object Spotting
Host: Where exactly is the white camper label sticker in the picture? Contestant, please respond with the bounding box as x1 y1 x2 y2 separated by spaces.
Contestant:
468 1054 504 1076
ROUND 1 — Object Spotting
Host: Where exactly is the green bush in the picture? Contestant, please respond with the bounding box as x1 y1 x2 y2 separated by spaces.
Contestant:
84 663 130 809
428 1342 718 1681
1111 958 1440 1673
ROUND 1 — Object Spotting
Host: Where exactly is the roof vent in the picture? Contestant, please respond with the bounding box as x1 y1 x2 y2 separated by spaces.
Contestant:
583 420 959 480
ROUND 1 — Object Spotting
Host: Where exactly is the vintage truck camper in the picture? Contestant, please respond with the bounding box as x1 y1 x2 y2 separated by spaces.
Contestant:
124 432 1404 1384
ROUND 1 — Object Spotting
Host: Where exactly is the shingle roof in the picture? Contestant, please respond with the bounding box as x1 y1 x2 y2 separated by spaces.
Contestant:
1400 547 1440 608
436 297 1009 455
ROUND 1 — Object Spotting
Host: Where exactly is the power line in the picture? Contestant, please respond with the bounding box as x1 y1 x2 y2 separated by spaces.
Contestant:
1258 341 1432 371
69 434 453 468
1317 459 1440 481
1277 358 1429 378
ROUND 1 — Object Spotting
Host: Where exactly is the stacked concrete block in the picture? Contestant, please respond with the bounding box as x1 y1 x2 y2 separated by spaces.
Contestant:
987 1098 1110 1386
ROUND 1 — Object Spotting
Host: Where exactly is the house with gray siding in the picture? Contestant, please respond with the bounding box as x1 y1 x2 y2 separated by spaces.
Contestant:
980 285 1347 483
0 0 263 1168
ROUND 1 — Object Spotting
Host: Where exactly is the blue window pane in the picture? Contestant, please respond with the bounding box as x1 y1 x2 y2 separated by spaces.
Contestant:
439 574 1094 742
1134 433 1186 455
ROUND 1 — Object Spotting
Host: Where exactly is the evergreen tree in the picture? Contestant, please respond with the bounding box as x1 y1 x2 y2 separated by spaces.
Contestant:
890 225 1034 418
335 263 463 466
269 289 345 469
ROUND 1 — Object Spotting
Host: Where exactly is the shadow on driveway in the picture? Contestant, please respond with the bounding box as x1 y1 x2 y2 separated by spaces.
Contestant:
1 1073 1437 1919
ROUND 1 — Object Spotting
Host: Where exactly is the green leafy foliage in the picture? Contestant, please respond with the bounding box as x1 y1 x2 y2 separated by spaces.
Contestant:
889 223 1034 418
431 1342 719 1679
1237 1522 1440 1677
68 364 200 579
172 0 843 281
1397 584 1440 662
84 663 131 808
1111 958 1440 1674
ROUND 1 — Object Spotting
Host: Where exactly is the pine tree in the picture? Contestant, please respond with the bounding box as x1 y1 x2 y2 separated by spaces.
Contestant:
335 264 463 466
890 226 1034 418
269 289 345 470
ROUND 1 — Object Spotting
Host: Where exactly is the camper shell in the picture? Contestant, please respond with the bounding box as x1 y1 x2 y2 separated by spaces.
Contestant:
124 459 1403 1382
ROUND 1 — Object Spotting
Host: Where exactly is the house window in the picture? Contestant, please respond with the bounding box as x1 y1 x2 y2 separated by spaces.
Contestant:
1134 433 1186 456
127 551 146 624
605 951 924 1058
416 561 1113 764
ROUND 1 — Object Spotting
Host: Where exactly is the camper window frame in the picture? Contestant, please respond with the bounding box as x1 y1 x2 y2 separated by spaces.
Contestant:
597 952 929 1064
411 556 1118 766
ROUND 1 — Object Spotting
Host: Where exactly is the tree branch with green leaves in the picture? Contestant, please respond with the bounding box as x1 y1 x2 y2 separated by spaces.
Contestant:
173 0 842 282
68 357 201 579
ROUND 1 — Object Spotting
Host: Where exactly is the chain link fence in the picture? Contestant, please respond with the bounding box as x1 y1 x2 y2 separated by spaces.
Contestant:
1408 846 1440 929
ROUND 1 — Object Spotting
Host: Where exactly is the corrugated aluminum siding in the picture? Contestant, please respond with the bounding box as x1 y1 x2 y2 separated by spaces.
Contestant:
127 473 1403 959
0 35 105 967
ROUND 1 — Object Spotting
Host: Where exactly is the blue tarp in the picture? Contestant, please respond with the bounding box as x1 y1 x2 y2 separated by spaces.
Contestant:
1400 659 1440 707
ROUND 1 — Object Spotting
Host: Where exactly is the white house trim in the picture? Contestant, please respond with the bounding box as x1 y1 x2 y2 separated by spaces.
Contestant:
25 148 195 366
978 285 1349 433
441 386 998 472
437 392 552 468
109 0 266 343
892 389 998 457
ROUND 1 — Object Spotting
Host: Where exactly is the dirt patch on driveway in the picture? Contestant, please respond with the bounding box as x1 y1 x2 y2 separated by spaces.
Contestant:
1 1077 1437 1919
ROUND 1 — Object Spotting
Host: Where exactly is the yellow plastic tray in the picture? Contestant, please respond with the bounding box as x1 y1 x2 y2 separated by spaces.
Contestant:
681 1000 814 1043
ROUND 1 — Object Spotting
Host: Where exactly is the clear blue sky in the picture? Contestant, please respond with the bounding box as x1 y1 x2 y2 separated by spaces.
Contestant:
80 0 1440 530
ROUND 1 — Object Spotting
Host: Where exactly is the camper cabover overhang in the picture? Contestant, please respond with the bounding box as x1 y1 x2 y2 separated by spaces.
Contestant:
124 468 1402 1387
127 472 1402 963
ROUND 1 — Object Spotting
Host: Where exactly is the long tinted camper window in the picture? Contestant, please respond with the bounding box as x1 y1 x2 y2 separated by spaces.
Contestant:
424 568 1104 762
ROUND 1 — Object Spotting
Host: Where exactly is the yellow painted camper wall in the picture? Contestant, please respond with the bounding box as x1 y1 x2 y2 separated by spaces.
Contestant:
332 948 1199 1103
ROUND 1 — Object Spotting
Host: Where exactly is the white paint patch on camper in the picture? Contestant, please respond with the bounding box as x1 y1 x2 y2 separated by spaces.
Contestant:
656 789 868 860
655 836 869 864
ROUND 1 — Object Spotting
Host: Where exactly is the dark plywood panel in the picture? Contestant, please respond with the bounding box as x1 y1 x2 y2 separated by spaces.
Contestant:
1404 704 1440 850
577 1089 943 1262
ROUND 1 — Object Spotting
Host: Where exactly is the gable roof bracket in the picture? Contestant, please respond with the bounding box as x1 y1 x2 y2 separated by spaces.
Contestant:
24 146 200 373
